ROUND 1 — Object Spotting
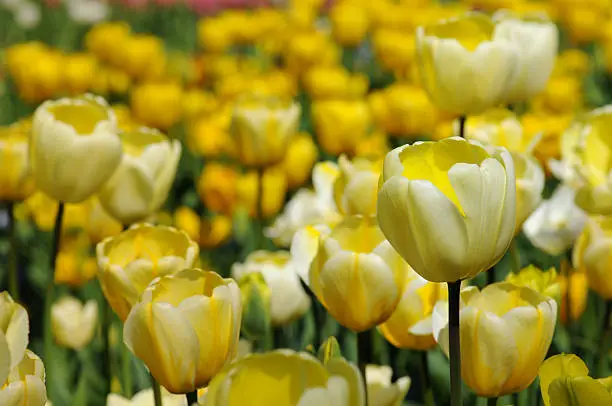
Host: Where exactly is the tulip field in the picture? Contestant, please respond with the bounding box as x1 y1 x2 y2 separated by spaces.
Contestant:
3 0 612 405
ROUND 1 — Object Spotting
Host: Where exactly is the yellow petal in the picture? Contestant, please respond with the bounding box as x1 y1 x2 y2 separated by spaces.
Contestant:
539 354 590 406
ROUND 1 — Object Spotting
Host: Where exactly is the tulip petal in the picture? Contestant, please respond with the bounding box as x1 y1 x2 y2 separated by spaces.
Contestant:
326 358 366 406
297 388 333 406
291 225 328 285
549 376 612 406
0 332 10 386
5 304 28 371
539 354 590 406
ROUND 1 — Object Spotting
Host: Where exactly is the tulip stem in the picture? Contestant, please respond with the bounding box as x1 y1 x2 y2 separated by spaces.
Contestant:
151 375 162 406
121 342 133 398
6 202 19 301
458 116 467 138
102 303 112 396
255 167 265 250
510 240 521 274
420 351 434 406
357 330 371 406
597 300 612 376
448 280 462 406
186 391 198 404
486 267 495 285
487 396 498 406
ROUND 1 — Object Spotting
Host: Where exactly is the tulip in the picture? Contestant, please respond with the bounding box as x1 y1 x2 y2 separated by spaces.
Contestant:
231 96 300 167
51 296 97 350
201 350 365 406
366 365 411 406
291 216 410 332
85 198 123 244
124 268 241 393
130 82 182 131
232 250 310 326
372 29 415 77
493 12 558 103
303 66 368 101
377 137 516 283
558 269 588 324
98 127 181 225
54 231 98 287
197 163 240 216
173 206 200 243
107 388 186 406
416 13 519 115
0 350 47 405
278 133 319 189
85 22 131 64
539 354 612 406
523 185 586 256
573 216 612 299
505 265 560 302
513 151 545 230
462 108 529 153
379 274 447 351
237 272 271 340
0 292 29 373
30 94 122 203
433 282 557 397
334 155 382 218
199 216 233 249
329 2 369 47
237 167 287 219
312 99 370 156
0 121 35 201
96 223 199 321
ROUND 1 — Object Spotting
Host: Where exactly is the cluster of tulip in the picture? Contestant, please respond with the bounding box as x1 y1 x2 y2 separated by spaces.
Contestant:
3 0 612 405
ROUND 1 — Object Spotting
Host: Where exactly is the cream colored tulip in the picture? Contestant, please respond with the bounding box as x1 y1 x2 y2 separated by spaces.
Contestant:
432 282 557 397
232 96 300 167
30 94 122 203
513 151 545 230
377 137 516 283
96 223 199 321
51 296 98 350
0 120 35 201
573 216 612 299
85 198 123 244
107 388 186 406
334 155 382 217
366 365 411 406
462 108 530 153
232 250 310 326
493 12 558 103
123 268 241 394
201 350 365 406
291 216 410 332
0 292 29 373
416 13 519 115
99 127 181 225
0 350 47 406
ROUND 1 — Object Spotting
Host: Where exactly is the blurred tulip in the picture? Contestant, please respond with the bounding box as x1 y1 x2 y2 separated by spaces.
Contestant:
237 272 271 340
124 268 241 393
231 96 300 167
66 0 109 24
118 34 166 81
237 168 287 219
85 198 123 244
334 155 382 217
55 232 98 287
131 82 183 131
173 206 200 243
197 163 240 216
278 133 318 190
573 216 612 299
200 216 233 248
0 292 29 373
0 121 35 201
416 13 519 115
513 151 545 231
96 224 199 321
329 2 369 47
187 112 233 159
505 265 560 301
107 388 186 406
284 32 340 78
292 216 410 331
233 251 310 326
201 350 365 406
51 297 97 350
0 350 47 405
378 137 516 282
303 66 368 101
31 94 122 203
85 22 131 64
98 127 181 225
312 99 371 156
372 29 415 77
62 53 98 96
366 365 411 406
433 282 557 397
462 108 528 152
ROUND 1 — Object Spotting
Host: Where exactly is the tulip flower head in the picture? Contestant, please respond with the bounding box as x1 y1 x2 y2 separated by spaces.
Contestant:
366 365 411 406
462 108 528 153
573 216 612 300
377 137 516 283
505 265 560 302
334 155 382 218
0 292 29 374
0 120 35 201
513 151 545 231
0 350 47 405
51 296 98 350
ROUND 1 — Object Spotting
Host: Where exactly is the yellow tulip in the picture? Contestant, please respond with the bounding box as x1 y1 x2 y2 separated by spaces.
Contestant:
0 121 35 201
96 223 199 321
98 127 181 225
539 354 612 406
355 131 390 159
513 151 545 230
118 34 166 81
329 2 369 47
291 216 410 331
197 163 240 216
303 65 368 101
131 82 183 131
0 292 29 373
433 282 557 397
0 350 47 405
51 296 97 350
85 22 131 64
312 99 371 156
200 216 233 249
333 155 382 217
231 96 300 168
124 268 241 393
558 269 588 324
62 53 98 96
238 272 272 339
54 231 98 287
232 251 310 326
284 32 340 78
561 6 607 45
279 132 319 189
379 272 447 350
173 206 201 243
462 108 528 153
377 137 516 282
366 365 411 406
31 94 122 203
85 198 123 244
201 350 364 406
237 168 287 219
187 113 234 159
416 13 520 115
505 265 560 301
573 216 612 299
372 29 415 77
107 388 186 406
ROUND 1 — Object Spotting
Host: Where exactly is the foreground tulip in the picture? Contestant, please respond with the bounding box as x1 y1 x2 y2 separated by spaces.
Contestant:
291 216 410 332
416 13 519 115
366 365 411 406
377 137 516 283
0 121 35 201
539 354 612 406
0 292 29 373
96 223 199 321
231 96 300 167
232 251 310 326
124 268 241 393
0 350 47 406
513 151 545 230
334 155 382 218
573 216 612 299
30 94 122 203
51 296 97 350
201 350 365 406
107 388 186 406
433 282 557 397
98 127 181 225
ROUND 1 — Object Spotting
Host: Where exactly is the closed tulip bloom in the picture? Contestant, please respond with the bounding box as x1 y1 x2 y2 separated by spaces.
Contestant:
378 137 516 283
433 282 557 397
0 292 29 373
312 99 371 157
279 133 318 189
558 269 588 324
462 108 529 153
0 121 35 201
573 216 612 299
96 224 199 321
124 268 241 394
366 365 411 406
197 163 240 216
303 66 368 101
107 388 186 406
51 296 97 350
201 351 365 406
291 216 410 332
98 127 181 225
416 13 519 115
237 168 287 219
513 151 545 230
0 350 47 406
493 12 558 103
231 96 300 167
329 2 369 47
30 94 122 203
334 155 382 218
232 251 310 326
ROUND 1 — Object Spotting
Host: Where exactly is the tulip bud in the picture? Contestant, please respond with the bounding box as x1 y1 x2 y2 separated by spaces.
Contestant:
237 272 271 340
329 2 369 47
312 99 370 156
334 155 382 217
462 108 526 153
366 365 411 406
51 296 97 350
317 336 342 365
0 120 35 201
0 350 47 405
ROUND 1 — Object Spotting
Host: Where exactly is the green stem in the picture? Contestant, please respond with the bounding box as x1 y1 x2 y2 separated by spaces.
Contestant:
122 342 133 398
7 202 19 301
486 267 495 285
420 351 434 406
273 325 284 349
186 391 198 405
458 115 467 138
256 167 265 250
510 240 521 274
102 303 112 396
487 397 498 406
597 301 612 376
448 280 462 406
357 330 370 406
151 375 162 406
